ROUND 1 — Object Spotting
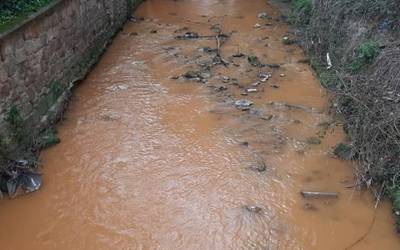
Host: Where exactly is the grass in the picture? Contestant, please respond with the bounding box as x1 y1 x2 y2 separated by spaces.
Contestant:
0 0 55 33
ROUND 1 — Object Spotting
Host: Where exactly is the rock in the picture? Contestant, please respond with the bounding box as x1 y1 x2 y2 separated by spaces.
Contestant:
249 162 267 172
150 30 157 34
306 137 322 145
176 32 200 39
235 99 253 110
245 205 263 213
280 73 285 77
232 52 245 58
216 86 227 92
260 114 274 121
254 23 262 28
200 72 211 79
171 75 179 80
201 47 217 53
182 71 204 81
222 76 230 83
259 73 272 82
267 63 280 68
257 12 268 19
271 84 280 89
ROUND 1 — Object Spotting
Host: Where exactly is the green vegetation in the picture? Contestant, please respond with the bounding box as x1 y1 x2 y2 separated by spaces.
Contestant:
309 56 338 89
6 105 25 142
39 128 60 149
49 81 64 103
349 41 381 72
387 187 400 231
0 0 54 33
333 143 354 160
290 0 312 25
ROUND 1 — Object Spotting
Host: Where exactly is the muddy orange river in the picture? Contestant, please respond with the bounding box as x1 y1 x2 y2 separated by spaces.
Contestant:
1 0 399 249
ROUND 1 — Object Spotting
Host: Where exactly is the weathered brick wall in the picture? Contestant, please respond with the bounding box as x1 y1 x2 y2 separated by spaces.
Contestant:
0 0 139 155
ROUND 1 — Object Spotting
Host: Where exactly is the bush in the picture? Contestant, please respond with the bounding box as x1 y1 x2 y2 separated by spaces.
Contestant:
350 41 381 72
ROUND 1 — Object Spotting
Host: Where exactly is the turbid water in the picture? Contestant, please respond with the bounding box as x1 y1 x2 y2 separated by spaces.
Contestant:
0 0 399 249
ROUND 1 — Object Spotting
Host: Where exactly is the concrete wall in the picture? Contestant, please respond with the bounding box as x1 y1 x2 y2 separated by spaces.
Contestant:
0 0 140 156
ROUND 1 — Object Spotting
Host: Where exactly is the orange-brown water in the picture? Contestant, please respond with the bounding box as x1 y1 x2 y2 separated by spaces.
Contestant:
0 0 399 249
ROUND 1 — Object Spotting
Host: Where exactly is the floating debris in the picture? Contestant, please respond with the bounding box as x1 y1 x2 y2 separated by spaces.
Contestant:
246 88 258 93
280 73 285 77
0 160 42 198
254 23 262 28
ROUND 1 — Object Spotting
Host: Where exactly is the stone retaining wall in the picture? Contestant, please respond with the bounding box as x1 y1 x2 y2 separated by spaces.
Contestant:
0 0 141 157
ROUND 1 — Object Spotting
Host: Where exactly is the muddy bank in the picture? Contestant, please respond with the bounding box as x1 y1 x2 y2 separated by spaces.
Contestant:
277 0 400 228
0 0 399 249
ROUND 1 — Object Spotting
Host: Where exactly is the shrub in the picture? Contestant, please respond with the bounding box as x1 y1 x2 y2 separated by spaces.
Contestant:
349 41 380 72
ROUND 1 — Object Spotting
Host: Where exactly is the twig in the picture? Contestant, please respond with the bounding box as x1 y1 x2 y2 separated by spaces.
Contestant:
343 193 381 250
